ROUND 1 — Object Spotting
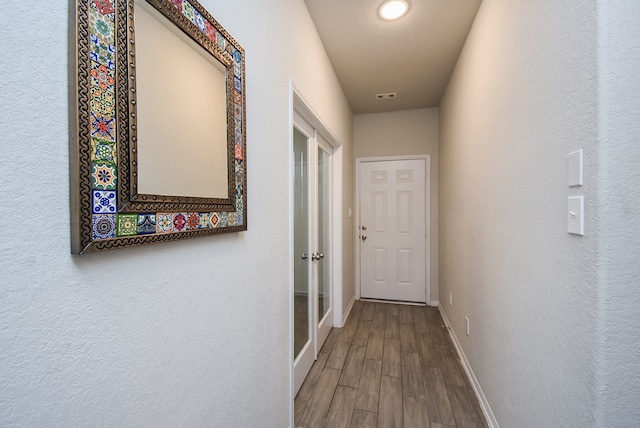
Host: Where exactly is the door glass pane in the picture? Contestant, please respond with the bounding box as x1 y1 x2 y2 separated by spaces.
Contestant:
293 127 310 359
317 147 331 321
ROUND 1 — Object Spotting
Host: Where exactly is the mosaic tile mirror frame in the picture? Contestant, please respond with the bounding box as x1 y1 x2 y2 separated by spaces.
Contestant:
70 0 247 254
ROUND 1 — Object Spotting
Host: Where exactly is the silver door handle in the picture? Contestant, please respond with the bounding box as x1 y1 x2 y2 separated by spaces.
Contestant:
361 235 367 241
311 252 324 261
361 225 367 230
301 253 309 260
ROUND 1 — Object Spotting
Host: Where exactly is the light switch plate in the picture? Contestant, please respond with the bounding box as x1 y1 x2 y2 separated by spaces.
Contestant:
568 196 584 235
569 150 583 187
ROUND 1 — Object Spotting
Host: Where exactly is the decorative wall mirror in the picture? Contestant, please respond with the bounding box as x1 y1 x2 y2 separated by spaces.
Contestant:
70 0 247 254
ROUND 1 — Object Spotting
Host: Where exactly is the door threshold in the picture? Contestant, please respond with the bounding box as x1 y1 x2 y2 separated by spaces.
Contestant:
359 298 426 307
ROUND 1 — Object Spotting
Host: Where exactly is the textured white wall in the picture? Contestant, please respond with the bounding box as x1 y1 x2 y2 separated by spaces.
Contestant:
596 1 640 425
439 1 600 426
0 1 351 426
354 109 440 304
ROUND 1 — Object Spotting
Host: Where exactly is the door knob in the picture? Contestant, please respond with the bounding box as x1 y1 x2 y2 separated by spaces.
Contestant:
361 225 367 230
311 252 325 261
361 235 367 241
301 253 309 260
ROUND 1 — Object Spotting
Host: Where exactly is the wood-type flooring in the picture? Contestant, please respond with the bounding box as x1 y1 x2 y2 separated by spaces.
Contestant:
295 300 488 428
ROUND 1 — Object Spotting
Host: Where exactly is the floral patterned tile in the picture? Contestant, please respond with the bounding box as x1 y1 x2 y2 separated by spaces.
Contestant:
91 112 115 142
186 212 199 230
91 85 115 116
156 213 174 234
91 137 116 163
116 214 138 237
137 213 156 235
210 212 220 228
90 61 115 92
92 0 115 16
92 161 117 190
198 213 211 229
92 190 116 214
173 212 188 232
92 214 116 239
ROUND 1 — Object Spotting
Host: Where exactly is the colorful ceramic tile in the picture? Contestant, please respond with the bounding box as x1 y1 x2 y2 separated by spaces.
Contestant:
92 214 116 239
185 212 198 230
206 21 216 41
91 137 116 162
234 77 241 92
137 213 156 234
183 1 196 22
235 144 243 160
236 213 243 226
90 7 114 43
235 132 243 145
234 61 242 78
233 50 242 63
170 0 183 12
198 213 211 229
234 90 242 105
116 214 138 237
218 212 229 227
234 104 242 119
92 190 117 214
156 213 174 233
91 85 115 116
194 10 206 32
91 112 115 141
236 198 243 213
92 161 117 190
228 212 237 226
236 184 243 198
235 159 243 174
91 61 115 91
92 0 115 16
210 212 220 228
90 34 116 70
173 212 187 231
217 35 226 50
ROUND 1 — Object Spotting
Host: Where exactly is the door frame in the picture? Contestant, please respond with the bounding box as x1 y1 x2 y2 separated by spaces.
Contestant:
288 82 344 425
355 155 431 304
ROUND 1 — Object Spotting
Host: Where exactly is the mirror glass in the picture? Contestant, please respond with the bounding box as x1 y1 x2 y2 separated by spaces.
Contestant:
135 1 229 199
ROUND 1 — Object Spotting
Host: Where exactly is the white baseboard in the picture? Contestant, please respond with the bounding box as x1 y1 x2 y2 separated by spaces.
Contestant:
341 296 356 328
438 305 499 428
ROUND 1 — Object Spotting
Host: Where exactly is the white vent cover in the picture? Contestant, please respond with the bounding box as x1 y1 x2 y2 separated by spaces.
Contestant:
376 92 397 100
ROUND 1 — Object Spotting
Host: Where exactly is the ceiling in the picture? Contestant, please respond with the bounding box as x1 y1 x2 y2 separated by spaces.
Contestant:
303 0 482 114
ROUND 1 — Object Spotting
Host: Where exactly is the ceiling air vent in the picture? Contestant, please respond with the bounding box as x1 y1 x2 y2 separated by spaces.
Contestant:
376 92 397 100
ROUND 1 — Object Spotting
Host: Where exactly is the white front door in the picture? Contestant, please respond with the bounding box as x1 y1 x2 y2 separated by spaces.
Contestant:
293 112 333 395
359 158 428 303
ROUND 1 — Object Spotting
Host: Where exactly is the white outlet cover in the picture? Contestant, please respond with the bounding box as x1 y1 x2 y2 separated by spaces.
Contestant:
568 149 583 187
568 196 584 235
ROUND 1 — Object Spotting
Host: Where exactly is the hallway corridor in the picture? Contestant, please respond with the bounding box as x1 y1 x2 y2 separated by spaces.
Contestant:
295 301 487 428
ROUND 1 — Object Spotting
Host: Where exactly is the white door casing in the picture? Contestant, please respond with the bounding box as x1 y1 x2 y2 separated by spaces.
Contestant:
358 157 428 303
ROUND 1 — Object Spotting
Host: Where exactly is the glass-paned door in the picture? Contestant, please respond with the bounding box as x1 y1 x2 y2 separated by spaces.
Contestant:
293 113 333 395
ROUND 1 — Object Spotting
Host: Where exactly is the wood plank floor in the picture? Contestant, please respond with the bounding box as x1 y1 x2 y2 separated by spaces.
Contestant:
295 301 488 428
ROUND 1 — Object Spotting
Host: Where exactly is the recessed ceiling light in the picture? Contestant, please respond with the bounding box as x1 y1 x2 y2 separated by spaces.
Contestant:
379 0 409 20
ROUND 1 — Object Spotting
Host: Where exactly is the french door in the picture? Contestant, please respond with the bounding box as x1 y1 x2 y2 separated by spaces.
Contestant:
293 112 333 395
